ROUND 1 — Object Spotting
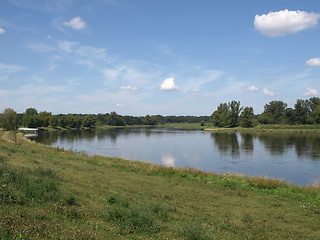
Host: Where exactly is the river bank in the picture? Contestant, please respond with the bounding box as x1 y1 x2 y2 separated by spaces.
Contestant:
1 131 319 239
38 123 320 133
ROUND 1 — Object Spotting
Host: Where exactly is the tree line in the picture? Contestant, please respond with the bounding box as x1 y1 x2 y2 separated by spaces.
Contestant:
0 108 210 130
1 97 320 130
211 97 320 128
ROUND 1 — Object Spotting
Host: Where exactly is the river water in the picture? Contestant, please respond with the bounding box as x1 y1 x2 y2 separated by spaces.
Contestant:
28 128 320 186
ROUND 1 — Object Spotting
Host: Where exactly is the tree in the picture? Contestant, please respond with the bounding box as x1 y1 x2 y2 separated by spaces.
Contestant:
23 108 40 128
307 97 320 112
311 105 320 124
240 107 254 128
108 112 125 126
49 115 59 128
227 101 242 127
0 108 17 130
294 99 309 124
284 108 296 125
263 101 287 124
82 115 96 128
144 115 157 125
211 103 229 127
211 101 242 127
257 113 274 124
38 111 52 127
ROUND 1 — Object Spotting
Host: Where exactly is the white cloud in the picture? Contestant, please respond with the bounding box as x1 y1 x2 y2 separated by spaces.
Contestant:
63 16 87 30
0 27 5 34
57 41 113 68
306 58 320 67
116 104 127 107
102 61 161 89
247 85 258 92
28 43 56 52
304 86 318 96
48 55 61 71
263 88 274 96
160 77 179 91
0 63 26 73
254 9 320 37
120 86 138 91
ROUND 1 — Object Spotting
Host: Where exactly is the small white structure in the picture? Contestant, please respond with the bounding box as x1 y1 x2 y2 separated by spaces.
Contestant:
18 128 39 132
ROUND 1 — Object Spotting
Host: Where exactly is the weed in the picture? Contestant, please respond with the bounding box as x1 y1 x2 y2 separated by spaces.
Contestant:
65 195 77 206
241 214 253 223
179 223 211 240
107 195 129 208
107 206 160 234
104 195 167 234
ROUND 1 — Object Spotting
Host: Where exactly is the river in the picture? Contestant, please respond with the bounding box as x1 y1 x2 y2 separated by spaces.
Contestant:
28 128 320 186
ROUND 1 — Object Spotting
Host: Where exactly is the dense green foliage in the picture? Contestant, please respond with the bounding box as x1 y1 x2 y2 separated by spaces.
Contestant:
257 98 320 125
211 101 249 128
211 97 320 128
240 107 254 128
2 107 210 129
3 96 320 130
0 108 17 130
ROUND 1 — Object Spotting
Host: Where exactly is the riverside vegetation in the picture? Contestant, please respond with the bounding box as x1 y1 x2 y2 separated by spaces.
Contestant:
2 97 320 131
0 131 319 239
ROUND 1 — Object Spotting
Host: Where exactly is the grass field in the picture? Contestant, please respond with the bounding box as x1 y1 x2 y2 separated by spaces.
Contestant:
0 130 319 239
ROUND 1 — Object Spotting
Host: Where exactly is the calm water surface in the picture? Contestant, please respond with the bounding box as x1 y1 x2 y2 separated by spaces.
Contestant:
29 128 320 186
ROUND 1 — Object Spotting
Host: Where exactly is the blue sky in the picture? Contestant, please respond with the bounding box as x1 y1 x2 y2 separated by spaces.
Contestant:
1 0 320 115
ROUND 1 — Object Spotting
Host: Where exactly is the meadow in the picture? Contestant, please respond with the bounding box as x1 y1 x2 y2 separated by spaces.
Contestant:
0 130 319 239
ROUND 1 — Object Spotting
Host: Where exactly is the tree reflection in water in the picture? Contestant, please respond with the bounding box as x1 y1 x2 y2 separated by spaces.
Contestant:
210 133 240 158
211 131 320 161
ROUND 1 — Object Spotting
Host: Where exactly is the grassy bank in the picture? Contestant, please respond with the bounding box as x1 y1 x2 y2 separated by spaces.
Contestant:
156 122 209 130
40 123 320 133
0 131 319 239
205 124 320 133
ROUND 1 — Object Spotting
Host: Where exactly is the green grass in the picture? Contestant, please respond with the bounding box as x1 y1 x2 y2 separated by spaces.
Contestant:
0 131 319 239
156 122 210 130
204 124 320 133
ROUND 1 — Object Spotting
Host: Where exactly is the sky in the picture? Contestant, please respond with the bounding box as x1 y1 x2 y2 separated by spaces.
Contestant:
1 0 320 116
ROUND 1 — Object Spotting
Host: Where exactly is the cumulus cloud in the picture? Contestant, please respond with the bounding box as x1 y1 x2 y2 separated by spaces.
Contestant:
120 86 138 91
304 87 318 96
263 88 274 96
306 58 320 67
254 9 320 37
247 85 258 92
0 27 5 34
63 16 87 30
160 77 179 91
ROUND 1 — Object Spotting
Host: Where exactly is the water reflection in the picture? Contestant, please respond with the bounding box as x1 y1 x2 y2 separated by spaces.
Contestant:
161 155 176 167
210 133 240 158
210 131 320 161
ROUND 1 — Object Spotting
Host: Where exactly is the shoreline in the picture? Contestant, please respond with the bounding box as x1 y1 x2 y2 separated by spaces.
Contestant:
0 130 319 239
19 130 318 188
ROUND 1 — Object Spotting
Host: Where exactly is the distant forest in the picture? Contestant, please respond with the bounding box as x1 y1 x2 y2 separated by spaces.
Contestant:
1 97 320 130
0 108 210 129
